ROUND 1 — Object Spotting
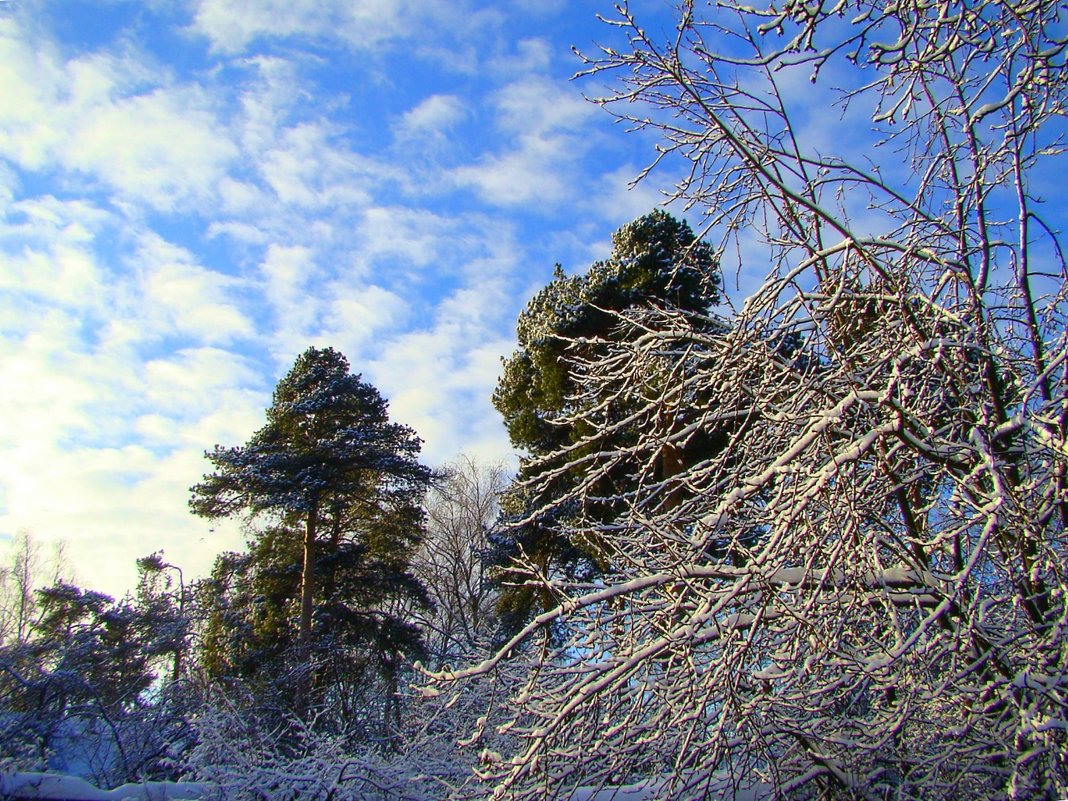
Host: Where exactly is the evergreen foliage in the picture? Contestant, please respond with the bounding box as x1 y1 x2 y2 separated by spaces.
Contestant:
494 209 720 456
190 347 432 734
490 211 723 633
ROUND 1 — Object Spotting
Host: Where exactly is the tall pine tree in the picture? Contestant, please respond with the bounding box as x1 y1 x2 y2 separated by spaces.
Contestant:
190 347 432 721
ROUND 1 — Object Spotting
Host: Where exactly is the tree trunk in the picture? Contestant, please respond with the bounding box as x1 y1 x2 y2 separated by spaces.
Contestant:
299 498 319 648
322 497 342 602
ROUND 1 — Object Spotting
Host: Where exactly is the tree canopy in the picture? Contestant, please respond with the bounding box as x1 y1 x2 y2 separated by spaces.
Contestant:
494 209 720 456
490 210 724 633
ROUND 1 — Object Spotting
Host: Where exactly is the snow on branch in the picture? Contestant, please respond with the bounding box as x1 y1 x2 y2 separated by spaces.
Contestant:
441 1 1068 797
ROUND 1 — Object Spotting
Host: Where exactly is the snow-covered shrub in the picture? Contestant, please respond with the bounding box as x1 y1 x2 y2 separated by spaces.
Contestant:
180 686 489 801
0 599 195 789
177 663 535 801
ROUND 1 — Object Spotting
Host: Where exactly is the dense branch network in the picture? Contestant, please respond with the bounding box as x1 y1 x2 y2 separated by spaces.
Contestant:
434 3 1068 799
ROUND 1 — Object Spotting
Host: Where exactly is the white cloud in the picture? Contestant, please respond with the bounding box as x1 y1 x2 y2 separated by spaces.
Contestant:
591 164 672 224
363 257 519 466
235 55 307 154
393 94 467 151
192 0 488 56
3 245 100 307
261 243 315 294
0 162 16 210
136 234 254 345
7 194 111 236
142 347 262 417
325 285 410 351
493 75 593 136
0 18 239 213
258 243 323 354
489 38 553 75
217 176 270 216
370 325 515 466
0 320 97 450
69 88 238 212
261 123 382 209
356 206 456 270
396 95 466 136
0 196 113 309
0 438 250 600
193 0 399 54
450 76 597 207
452 135 574 206
0 298 265 600
0 19 80 169
206 219 269 244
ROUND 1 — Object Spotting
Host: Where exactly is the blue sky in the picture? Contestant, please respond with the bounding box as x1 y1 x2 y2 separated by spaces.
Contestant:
0 0 705 596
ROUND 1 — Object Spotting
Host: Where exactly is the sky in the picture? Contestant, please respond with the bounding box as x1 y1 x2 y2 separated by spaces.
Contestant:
0 0 710 598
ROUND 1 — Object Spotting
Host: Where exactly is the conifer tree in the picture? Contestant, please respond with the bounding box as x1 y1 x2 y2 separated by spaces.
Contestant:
190 347 432 720
490 211 724 633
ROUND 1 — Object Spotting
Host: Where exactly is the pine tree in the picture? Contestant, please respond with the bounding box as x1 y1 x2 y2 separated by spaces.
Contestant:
494 209 721 457
190 347 432 721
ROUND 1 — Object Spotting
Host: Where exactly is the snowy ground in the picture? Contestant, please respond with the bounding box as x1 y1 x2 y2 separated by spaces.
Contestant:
0 773 218 801
1 773 658 801
1 771 767 800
